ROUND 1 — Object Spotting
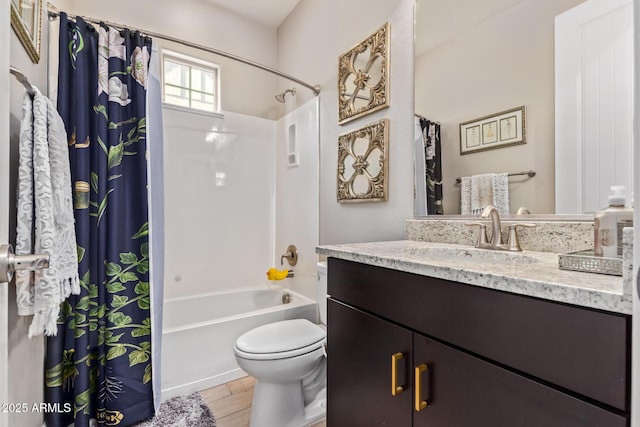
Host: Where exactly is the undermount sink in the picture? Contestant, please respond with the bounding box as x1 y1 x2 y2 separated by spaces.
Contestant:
407 245 542 265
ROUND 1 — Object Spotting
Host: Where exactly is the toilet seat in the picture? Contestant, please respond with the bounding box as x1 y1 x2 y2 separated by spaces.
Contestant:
235 319 326 361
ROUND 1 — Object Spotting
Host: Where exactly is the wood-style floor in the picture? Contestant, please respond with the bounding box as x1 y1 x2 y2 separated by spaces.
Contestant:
200 376 326 427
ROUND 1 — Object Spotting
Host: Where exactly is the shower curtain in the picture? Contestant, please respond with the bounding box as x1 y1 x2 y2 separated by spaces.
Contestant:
44 13 161 426
414 116 443 215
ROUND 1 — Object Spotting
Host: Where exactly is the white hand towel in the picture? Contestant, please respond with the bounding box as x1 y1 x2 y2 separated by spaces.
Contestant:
460 173 510 215
471 174 495 214
16 87 80 338
492 173 510 215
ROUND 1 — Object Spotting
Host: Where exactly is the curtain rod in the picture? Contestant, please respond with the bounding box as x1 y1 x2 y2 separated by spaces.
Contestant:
47 8 321 96
10 66 36 96
415 114 440 125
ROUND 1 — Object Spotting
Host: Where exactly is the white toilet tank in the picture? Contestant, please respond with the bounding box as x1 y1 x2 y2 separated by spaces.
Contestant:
316 262 328 325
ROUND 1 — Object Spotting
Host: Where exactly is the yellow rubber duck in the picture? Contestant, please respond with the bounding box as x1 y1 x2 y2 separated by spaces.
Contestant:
266 267 289 281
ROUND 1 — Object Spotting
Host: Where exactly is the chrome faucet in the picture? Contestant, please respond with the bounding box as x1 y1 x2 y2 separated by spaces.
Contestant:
466 205 536 251
480 206 504 248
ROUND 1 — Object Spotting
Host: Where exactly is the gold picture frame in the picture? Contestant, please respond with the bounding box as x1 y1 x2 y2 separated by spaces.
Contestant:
338 23 390 125
459 106 526 155
10 0 43 63
337 119 389 203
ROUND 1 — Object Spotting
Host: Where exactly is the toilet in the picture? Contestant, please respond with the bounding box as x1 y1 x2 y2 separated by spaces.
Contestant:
233 262 328 427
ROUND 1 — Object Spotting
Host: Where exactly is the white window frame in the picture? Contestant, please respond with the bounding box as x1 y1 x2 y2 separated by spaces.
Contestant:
161 49 222 115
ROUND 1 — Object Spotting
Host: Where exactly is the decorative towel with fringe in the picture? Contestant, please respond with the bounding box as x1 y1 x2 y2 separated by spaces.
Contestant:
16 87 80 338
460 173 510 215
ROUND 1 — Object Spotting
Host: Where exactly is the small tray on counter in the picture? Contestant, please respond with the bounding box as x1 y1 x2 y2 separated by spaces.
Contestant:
558 250 622 276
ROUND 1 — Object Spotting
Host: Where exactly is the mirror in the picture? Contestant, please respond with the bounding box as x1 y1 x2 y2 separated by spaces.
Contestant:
414 0 632 216
338 23 390 125
337 119 388 202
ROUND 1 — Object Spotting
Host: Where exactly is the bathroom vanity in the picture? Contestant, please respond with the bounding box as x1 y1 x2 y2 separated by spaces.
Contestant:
318 240 631 426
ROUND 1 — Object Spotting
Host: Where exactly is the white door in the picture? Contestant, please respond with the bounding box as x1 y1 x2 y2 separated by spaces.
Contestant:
0 0 11 425
555 0 634 214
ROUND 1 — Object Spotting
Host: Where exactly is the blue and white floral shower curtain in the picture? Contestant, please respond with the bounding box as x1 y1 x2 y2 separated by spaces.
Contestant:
45 12 160 426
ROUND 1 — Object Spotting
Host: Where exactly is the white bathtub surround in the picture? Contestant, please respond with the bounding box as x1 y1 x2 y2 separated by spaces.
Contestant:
275 98 319 280
279 275 320 301
317 240 631 314
406 218 594 253
163 107 276 299
161 286 317 400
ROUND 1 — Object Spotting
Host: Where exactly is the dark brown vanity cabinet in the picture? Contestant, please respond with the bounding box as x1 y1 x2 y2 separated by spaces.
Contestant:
326 258 631 426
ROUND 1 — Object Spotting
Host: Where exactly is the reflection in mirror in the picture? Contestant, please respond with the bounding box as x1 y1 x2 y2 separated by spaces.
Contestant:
414 116 443 216
555 0 633 214
414 0 631 216
338 23 389 124
337 119 389 203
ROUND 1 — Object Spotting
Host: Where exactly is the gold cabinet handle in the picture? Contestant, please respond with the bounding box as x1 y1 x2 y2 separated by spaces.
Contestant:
391 352 404 396
415 363 429 411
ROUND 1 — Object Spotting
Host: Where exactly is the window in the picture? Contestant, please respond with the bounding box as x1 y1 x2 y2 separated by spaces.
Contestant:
162 51 220 113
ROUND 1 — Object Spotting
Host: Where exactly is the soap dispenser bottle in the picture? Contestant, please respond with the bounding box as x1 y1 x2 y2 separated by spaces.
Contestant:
594 186 633 257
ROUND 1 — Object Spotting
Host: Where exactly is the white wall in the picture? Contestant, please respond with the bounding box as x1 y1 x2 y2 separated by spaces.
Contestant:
163 108 276 298
415 0 585 215
278 0 415 245
64 0 279 119
275 98 319 299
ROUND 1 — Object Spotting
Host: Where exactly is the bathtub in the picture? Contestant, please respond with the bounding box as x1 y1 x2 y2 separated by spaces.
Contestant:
160 285 318 400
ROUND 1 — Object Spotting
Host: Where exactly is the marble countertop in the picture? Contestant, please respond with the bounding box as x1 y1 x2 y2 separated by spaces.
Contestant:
317 240 631 314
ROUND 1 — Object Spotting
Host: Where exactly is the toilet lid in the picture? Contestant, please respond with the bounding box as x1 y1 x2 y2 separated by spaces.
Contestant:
235 319 325 354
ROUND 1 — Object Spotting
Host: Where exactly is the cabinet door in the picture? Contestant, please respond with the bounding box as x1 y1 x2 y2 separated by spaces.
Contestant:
412 335 628 427
327 299 412 427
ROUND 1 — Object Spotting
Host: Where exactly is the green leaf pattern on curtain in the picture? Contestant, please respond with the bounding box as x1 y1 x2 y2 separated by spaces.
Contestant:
46 224 152 415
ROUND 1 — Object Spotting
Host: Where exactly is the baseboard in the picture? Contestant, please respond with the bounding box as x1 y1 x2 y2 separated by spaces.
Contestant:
160 368 247 401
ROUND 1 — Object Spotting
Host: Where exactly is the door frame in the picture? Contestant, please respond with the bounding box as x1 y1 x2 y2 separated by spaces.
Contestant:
1 0 11 423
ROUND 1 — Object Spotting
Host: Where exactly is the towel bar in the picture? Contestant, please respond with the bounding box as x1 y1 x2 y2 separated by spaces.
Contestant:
455 170 536 184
